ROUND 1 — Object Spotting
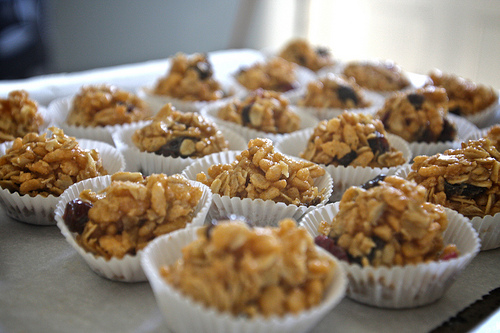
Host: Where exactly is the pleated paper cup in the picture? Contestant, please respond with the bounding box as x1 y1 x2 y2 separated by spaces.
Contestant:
111 121 247 175
300 202 480 308
464 124 496 142
182 150 333 225
54 175 212 282
396 164 500 250
48 96 151 146
0 139 125 225
292 91 385 121
140 226 347 333
405 114 479 157
458 95 500 128
202 102 319 144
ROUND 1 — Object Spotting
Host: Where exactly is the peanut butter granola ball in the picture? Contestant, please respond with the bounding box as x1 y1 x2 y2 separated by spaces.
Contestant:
301 111 406 168
376 86 457 143
67 84 151 127
0 90 44 143
298 74 372 109
217 89 300 134
63 172 203 259
407 138 500 218
426 69 498 116
235 57 298 92
0 127 107 197
278 38 335 72
315 175 459 267
153 53 226 101
132 103 228 158
342 60 411 92
161 218 337 317
196 138 326 206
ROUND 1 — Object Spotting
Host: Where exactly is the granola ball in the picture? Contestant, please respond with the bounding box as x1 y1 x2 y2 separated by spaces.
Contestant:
316 175 458 267
196 138 326 206
235 57 298 92
0 90 44 143
0 127 107 197
161 218 337 317
407 138 500 218
484 125 500 148
376 86 457 143
278 38 335 72
132 103 228 158
301 111 406 168
153 53 225 101
342 60 411 92
67 84 151 127
298 74 372 109
426 69 498 116
217 89 300 134
64 172 203 259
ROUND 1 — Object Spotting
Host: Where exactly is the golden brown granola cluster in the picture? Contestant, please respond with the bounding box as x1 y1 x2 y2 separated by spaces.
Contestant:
484 125 500 148
301 111 405 168
319 175 457 267
153 53 225 101
132 104 228 158
67 84 151 127
278 38 335 72
0 90 44 143
298 74 371 109
235 57 298 92
217 89 300 134
427 70 498 116
342 61 410 92
0 127 107 197
407 138 500 218
65 172 202 259
376 87 457 143
196 138 326 206
161 218 337 317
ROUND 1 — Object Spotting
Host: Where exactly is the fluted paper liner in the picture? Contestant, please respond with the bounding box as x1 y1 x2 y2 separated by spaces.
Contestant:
54 175 212 282
396 165 500 250
300 202 480 308
459 95 500 128
0 139 125 225
111 121 247 175
182 150 333 225
140 226 347 333
202 102 319 144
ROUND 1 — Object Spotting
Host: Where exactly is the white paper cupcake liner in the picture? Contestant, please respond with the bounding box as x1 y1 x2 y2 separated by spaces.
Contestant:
202 102 319 145
300 202 480 308
111 121 247 175
406 114 479 157
48 96 153 146
182 150 333 225
53 175 212 282
396 164 500 250
464 123 496 142
0 139 125 225
140 226 347 333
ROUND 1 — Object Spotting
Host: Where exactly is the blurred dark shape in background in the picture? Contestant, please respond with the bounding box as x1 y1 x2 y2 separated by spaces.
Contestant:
0 0 47 80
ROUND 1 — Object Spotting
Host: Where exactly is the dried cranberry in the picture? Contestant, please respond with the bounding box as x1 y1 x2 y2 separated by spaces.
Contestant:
241 103 254 125
440 251 459 261
361 174 387 190
367 131 390 155
437 118 457 142
314 235 349 262
63 199 92 234
337 85 359 105
444 181 487 198
276 82 296 92
407 93 425 110
337 150 357 166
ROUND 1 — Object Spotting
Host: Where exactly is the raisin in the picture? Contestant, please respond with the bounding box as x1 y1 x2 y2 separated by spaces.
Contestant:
407 93 425 110
192 61 213 80
337 85 359 105
63 198 92 234
449 106 462 115
154 136 194 158
444 181 487 198
314 235 349 262
117 101 135 113
337 150 357 166
365 236 386 263
361 174 387 190
416 125 437 143
368 131 390 155
297 55 306 66
315 47 330 57
437 118 457 142
241 103 254 125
